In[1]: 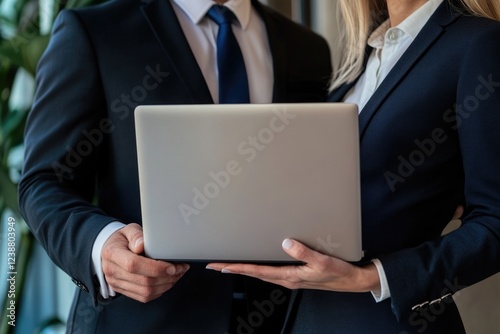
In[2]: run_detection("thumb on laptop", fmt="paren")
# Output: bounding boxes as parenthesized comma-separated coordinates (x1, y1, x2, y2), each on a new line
(123, 223, 145, 254)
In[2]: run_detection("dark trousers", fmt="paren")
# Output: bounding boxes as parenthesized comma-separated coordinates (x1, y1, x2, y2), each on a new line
(229, 277, 290, 334)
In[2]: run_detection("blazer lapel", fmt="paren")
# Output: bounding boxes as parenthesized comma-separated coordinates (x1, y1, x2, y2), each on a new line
(252, 0, 287, 102)
(140, 0, 213, 104)
(329, 81, 357, 103)
(358, 1, 460, 140)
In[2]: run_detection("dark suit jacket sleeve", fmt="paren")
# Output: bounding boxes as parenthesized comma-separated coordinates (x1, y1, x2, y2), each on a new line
(378, 23, 500, 321)
(19, 10, 119, 302)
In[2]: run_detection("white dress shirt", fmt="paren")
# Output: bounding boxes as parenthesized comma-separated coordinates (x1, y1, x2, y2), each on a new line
(345, 0, 444, 302)
(92, 0, 273, 299)
(173, 0, 273, 103)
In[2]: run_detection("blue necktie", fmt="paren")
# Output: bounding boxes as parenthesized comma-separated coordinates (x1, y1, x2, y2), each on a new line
(207, 5, 250, 104)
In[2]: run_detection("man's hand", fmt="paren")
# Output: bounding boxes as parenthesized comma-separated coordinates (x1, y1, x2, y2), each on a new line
(102, 223, 189, 303)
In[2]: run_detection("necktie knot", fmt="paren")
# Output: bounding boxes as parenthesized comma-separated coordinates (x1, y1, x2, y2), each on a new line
(207, 5, 236, 26)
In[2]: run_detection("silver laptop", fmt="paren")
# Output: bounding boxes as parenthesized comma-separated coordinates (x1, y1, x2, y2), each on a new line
(135, 103, 362, 262)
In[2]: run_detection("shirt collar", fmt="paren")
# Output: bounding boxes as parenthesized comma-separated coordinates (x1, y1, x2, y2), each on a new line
(172, 0, 251, 30)
(368, 0, 444, 48)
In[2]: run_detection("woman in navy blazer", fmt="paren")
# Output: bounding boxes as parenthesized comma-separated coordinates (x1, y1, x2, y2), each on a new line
(209, 0, 500, 332)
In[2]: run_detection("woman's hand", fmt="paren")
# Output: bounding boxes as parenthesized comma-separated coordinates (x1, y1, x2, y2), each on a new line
(207, 239, 380, 293)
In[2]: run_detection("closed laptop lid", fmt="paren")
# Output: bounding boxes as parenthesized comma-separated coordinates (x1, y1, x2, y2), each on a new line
(135, 103, 362, 262)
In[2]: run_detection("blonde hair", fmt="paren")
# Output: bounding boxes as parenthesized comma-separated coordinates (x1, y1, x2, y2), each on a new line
(330, 0, 500, 91)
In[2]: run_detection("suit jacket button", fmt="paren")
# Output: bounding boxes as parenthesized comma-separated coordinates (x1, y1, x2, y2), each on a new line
(441, 293, 453, 301)
(71, 278, 89, 292)
(411, 301, 429, 311)
(429, 299, 441, 305)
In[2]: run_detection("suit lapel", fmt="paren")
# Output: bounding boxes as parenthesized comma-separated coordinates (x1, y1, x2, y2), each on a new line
(329, 82, 355, 102)
(358, 2, 460, 140)
(252, 0, 287, 102)
(140, 0, 213, 104)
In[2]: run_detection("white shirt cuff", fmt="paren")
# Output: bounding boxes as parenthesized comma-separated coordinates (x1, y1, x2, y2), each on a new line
(370, 258, 391, 302)
(91, 221, 126, 299)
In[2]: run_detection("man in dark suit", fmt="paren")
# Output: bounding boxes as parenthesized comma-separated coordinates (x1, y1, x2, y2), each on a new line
(18, 0, 331, 332)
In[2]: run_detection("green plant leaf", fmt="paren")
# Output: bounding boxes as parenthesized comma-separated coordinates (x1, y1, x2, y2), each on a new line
(1, 108, 28, 150)
(0, 37, 26, 68)
(65, 0, 90, 9)
(12, 0, 35, 26)
(0, 197, 5, 221)
(0, 167, 19, 215)
(0, 66, 15, 133)
(66, 0, 108, 9)
(0, 34, 49, 76)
